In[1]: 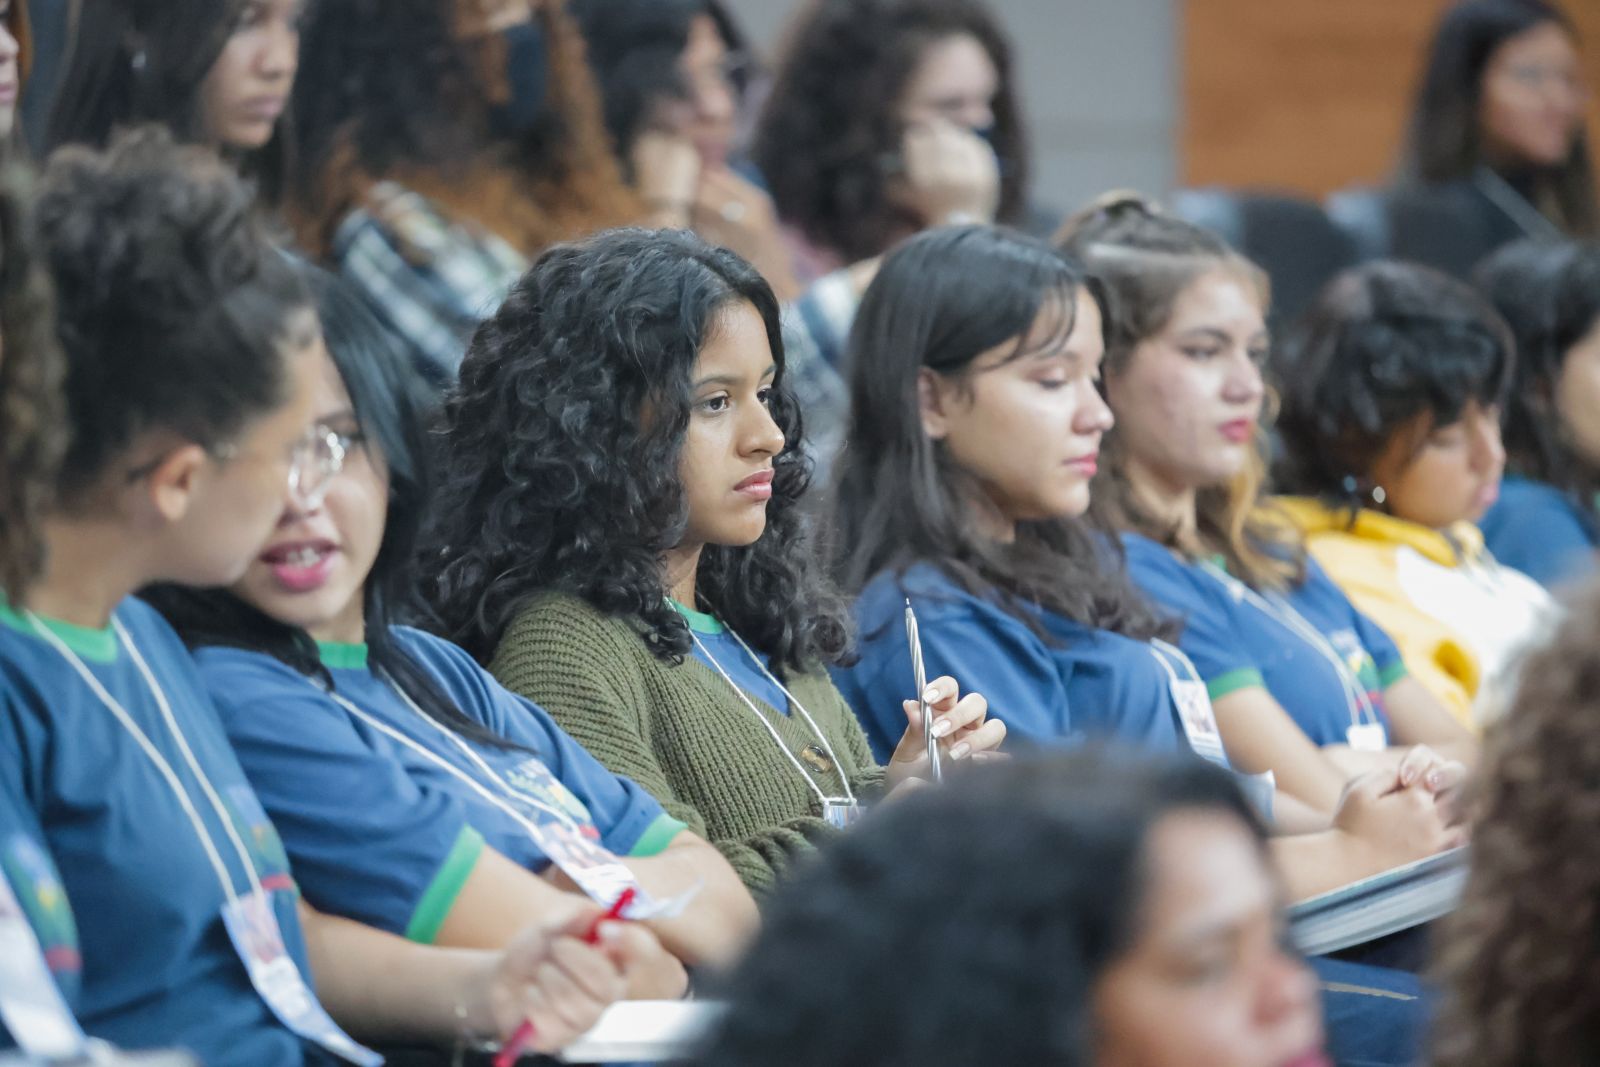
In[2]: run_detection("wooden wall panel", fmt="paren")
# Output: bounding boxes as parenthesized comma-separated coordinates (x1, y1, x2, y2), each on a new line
(1181, 0, 1600, 198)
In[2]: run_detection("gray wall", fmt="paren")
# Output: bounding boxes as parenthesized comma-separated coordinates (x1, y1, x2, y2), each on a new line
(723, 0, 1179, 218)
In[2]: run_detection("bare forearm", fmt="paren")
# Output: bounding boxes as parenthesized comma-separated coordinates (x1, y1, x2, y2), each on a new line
(624, 839, 759, 967)
(1270, 830, 1386, 902)
(300, 904, 497, 1044)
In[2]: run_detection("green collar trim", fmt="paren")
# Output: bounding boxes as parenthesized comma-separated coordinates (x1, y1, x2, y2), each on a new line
(0, 600, 119, 663)
(666, 598, 724, 634)
(316, 641, 370, 670)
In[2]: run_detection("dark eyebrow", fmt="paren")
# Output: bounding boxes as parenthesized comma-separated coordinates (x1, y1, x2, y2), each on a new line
(1176, 327, 1232, 345)
(692, 363, 778, 390)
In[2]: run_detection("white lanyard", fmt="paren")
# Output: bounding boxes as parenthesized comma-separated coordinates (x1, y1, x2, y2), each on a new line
(28, 614, 265, 907)
(1198, 562, 1383, 733)
(688, 625, 858, 809)
(1147, 637, 1204, 688)
(321, 677, 584, 839)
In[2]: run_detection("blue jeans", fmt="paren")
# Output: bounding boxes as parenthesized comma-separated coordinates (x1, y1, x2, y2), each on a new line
(1314, 956, 1430, 1067)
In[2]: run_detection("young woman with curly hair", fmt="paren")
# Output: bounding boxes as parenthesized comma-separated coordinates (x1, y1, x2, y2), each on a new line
(1058, 199, 1476, 815)
(47, 0, 301, 204)
(1432, 577, 1600, 1067)
(146, 267, 752, 984)
(424, 227, 1004, 894)
(289, 0, 641, 379)
(1272, 261, 1556, 726)
(0, 128, 660, 1062)
(752, 0, 1026, 283)
(1473, 238, 1600, 587)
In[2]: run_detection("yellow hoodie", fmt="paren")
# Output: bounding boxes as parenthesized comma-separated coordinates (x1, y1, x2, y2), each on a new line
(1275, 498, 1555, 727)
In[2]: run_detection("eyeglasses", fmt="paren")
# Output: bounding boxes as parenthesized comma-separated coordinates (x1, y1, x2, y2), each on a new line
(213, 424, 351, 510)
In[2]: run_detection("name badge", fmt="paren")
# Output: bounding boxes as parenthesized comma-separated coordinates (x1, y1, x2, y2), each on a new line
(221, 890, 383, 1066)
(0, 874, 86, 1059)
(822, 799, 863, 830)
(501, 760, 698, 922)
(1171, 678, 1229, 768)
(1346, 722, 1387, 753)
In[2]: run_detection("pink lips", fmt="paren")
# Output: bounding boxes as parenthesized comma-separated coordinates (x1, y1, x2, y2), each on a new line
(1220, 418, 1256, 444)
(734, 469, 774, 501)
(1066, 453, 1099, 477)
(259, 540, 338, 594)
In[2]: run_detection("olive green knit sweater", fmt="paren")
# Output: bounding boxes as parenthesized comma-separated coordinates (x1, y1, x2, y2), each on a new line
(488, 592, 887, 894)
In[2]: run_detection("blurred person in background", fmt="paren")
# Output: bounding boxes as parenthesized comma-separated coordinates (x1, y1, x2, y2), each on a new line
(699, 752, 1350, 1067)
(48, 0, 301, 205)
(290, 0, 640, 381)
(1432, 576, 1600, 1067)
(573, 0, 801, 300)
(1473, 239, 1600, 588)
(1394, 0, 1596, 267)
(1273, 262, 1556, 727)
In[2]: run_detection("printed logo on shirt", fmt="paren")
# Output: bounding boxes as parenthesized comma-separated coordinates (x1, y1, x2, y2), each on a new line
(224, 785, 296, 893)
(503, 758, 599, 840)
(1329, 630, 1386, 707)
(1, 834, 80, 976)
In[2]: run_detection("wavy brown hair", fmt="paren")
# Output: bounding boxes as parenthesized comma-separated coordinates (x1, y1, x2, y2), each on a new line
(1432, 578, 1600, 1067)
(0, 155, 64, 599)
(290, 0, 640, 260)
(752, 0, 1028, 266)
(1056, 196, 1302, 592)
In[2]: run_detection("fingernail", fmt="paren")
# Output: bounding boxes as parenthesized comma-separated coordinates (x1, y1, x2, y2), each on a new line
(1426, 771, 1442, 789)
(932, 718, 954, 739)
(923, 686, 941, 704)
(950, 742, 971, 760)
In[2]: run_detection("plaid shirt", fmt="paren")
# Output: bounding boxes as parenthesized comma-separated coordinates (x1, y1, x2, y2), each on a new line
(332, 181, 528, 380)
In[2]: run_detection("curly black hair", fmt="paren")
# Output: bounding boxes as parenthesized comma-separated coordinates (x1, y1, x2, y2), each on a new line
(46, 0, 292, 205)
(423, 226, 846, 673)
(0, 154, 66, 599)
(1474, 239, 1600, 500)
(752, 0, 1028, 266)
(36, 126, 309, 495)
(1273, 260, 1514, 510)
(699, 749, 1265, 1067)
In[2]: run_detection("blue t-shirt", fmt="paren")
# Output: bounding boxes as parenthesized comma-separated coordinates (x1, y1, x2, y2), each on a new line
(834, 563, 1194, 763)
(193, 626, 683, 941)
(1122, 534, 1404, 747)
(674, 602, 790, 716)
(0, 771, 81, 1038)
(1479, 474, 1598, 589)
(0, 598, 318, 1067)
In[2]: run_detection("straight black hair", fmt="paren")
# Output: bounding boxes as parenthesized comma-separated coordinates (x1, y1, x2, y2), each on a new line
(830, 224, 1168, 640)
(146, 267, 523, 751)
(1475, 240, 1600, 507)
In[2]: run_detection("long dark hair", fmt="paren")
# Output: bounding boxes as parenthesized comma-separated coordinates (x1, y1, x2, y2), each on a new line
(1474, 238, 1600, 504)
(570, 0, 752, 171)
(752, 0, 1028, 265)
(144, 267, 520, 751)
(830, 225, 1166, 640)
(1400, 0, 1598, 237)
(289, 0, 638, 260)
(700, 749, 1265, 1067)
(423, 227, 847, 673)
(0, 154, 65, 599)
(46, 0, 292, 206)
(1273, 261, 1514, 512)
